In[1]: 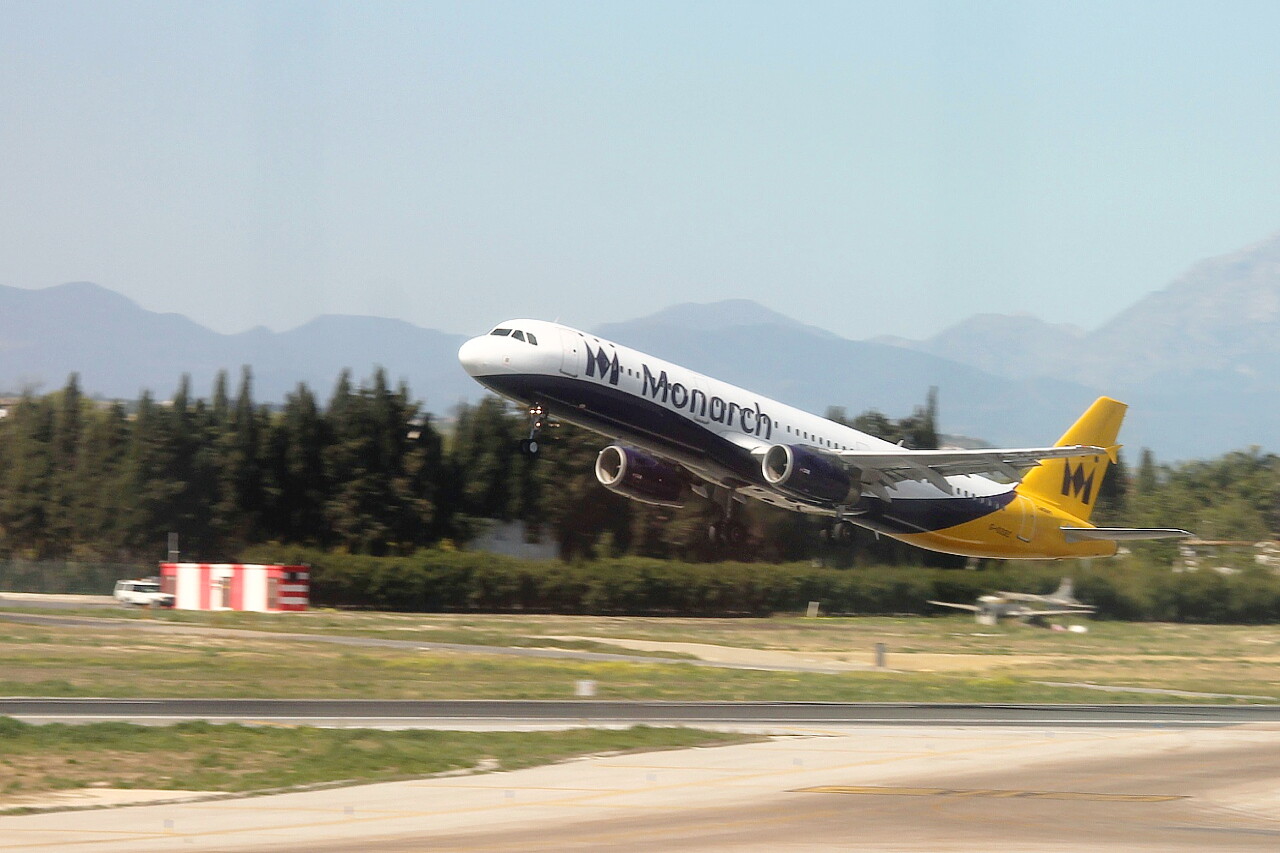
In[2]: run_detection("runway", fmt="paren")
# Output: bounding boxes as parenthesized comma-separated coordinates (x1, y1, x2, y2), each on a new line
(3, 722, 1279, 851)
(4, 609, 1279, 849)
(5, 697, 1280, 729)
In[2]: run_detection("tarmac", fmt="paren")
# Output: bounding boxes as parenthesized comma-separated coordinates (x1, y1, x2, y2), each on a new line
(3, 723, 1280, 852)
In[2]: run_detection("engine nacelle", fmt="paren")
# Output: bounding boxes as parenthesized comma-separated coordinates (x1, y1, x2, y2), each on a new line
(761, 444, 852, 503)
(595, 445, 686, 507)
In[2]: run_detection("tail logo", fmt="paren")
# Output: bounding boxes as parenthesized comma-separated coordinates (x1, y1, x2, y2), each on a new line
(1061, 462, 1095, 504)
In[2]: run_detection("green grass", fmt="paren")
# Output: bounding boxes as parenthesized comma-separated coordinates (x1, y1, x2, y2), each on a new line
(0, 605, 696, 657)
(1, 613, 1276, 703)
(5, 605, 1280, 700)
(35, 605, 1278, 662)
(0, 717, 750, 801)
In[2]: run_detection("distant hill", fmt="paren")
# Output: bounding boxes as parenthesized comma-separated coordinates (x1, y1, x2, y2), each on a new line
(611, 298, 840, 339)
(0, 283, 474, 411)
(872, 231, 1280, 458)
(7, 228, 1280, 461)
(1082, 232, 1280, 386)
(0, 284, 1101, 446)
(876, 314, 1085, 381)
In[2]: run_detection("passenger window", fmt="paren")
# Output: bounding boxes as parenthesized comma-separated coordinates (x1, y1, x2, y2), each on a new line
(491, 328, 512, 337)
(512, 330, 526, 342)
(527, 333, 538, 345)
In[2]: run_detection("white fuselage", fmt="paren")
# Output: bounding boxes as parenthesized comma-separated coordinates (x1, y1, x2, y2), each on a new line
(458, 319, 1008, 516)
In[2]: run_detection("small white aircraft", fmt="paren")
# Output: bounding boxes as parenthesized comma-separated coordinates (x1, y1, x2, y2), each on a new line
(458, 319, 1190, 560)
(929, 578, 1095, 625)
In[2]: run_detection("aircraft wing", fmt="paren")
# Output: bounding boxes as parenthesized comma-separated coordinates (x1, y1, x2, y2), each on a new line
(834, 445, 1106, 494)
(1061, 527, 1192, 543)
(1011, 607, 1096, 618)
(997, 591, 1089, 605)
(926, 600, 982, 612)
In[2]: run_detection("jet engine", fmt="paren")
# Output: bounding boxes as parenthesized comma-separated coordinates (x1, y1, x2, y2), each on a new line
(594, 445, 686, 507)
(761, 444, 852, 503)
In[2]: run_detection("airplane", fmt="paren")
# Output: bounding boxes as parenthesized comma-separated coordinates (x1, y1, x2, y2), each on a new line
(929, 578, 1095, 625)
(457, 319, 1191, 560)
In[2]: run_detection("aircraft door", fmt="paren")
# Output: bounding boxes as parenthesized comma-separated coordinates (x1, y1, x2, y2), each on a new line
(1016, 495, 1036, 543)
(559, 329, 581, 377)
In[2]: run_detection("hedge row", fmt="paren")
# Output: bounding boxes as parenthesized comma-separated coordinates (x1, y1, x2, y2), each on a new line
(239, 546, 1280, 623)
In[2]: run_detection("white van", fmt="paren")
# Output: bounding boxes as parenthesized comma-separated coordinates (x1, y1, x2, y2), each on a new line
(113, 579, 175, 608)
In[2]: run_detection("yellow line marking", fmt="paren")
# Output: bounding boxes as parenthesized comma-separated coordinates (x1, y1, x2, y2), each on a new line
(795, 785, 1186, 802)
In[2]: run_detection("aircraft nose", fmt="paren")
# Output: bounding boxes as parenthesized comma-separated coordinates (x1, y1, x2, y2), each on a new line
(458, 336, 490, 376)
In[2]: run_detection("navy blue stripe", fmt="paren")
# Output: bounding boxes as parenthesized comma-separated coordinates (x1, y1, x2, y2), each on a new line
(860, 491, 1015, 535)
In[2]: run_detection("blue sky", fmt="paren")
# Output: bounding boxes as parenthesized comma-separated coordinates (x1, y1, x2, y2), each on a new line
(4, 0, 1280, 339)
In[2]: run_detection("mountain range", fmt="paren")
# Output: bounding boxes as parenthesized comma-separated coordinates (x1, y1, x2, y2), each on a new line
(5, 231, 1280, 460)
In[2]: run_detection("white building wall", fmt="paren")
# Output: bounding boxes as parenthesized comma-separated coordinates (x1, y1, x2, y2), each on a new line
(175, 565, 201, 610)
(243, 565, 269, 612)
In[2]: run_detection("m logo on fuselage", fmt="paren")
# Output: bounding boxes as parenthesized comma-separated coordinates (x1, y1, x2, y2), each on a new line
(1061, 462, 1095, 504)
(584, 342, 621, 385)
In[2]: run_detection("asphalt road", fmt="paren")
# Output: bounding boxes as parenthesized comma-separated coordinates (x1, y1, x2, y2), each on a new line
(4, 698, 1280, 728)
(5, 722, 1279, 852)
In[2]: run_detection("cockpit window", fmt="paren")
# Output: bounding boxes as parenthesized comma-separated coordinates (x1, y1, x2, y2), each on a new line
(489, 327, 539, 344)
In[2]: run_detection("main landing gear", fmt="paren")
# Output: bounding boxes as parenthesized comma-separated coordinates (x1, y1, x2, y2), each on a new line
(519, 404, 553, 457)
(829, 518, 857, 545)
(705, 486, 747, 546)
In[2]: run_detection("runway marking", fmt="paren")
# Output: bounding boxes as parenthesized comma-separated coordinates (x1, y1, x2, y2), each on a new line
(795, 785, 1187, 802)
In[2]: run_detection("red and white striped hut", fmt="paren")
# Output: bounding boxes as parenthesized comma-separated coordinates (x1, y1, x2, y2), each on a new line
(159, 563, 309, 612)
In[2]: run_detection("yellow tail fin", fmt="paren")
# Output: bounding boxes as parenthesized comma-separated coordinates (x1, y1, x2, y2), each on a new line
(1017, 397, 1126, 522)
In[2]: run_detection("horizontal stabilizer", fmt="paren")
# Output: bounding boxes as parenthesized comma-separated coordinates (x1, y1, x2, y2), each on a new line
(1015, 607, 1097, 616)
(1061, 527, 1193, 543)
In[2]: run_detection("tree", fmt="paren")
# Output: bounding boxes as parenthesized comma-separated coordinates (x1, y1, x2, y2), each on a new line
(0, 393, 55, 557)
(1136, 448, 1159, 495)
(114, 391, 184, 557)
(322, 368, 434, 554)
(212, 367, 266, 550)
(46, 374, 85, 548)
(72, 402, 130, 558)
(448, 397, 522, 521)
(266, 382, 330, 546)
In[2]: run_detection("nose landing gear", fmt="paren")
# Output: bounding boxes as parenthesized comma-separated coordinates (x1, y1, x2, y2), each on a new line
(519, 404, 555, 456)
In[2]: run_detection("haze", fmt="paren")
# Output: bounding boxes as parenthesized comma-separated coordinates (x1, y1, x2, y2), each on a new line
(4, 0, 1280, 339)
